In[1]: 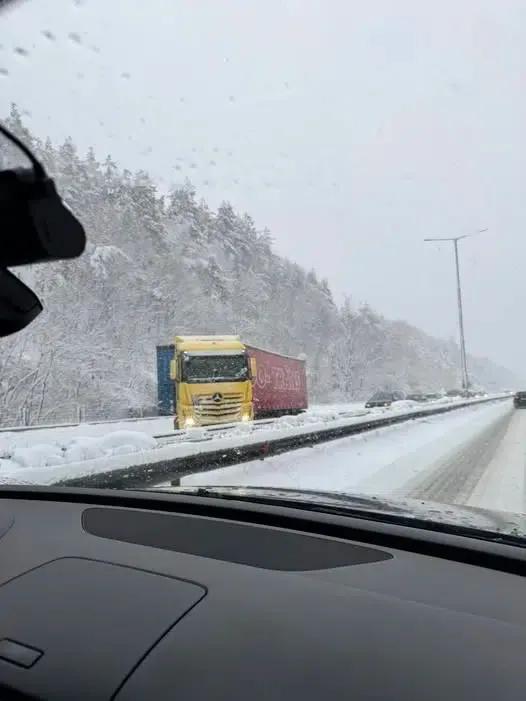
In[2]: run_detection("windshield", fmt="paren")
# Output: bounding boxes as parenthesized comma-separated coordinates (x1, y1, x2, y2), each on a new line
(183, 354, 248, 383)
(0, 0, 525, 544)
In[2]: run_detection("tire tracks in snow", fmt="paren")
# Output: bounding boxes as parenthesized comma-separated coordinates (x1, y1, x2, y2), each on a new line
(467, 408, 526, 515)
(405, 405, 514, 506)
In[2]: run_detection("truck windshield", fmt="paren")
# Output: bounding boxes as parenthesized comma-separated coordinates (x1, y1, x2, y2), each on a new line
(182, 354, 249, 383)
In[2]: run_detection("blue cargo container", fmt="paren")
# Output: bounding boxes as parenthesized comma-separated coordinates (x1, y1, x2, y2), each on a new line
(156, 344, 175, 415)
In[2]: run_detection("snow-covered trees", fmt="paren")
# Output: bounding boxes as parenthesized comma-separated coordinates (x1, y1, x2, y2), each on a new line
(0, 107, 518, 424)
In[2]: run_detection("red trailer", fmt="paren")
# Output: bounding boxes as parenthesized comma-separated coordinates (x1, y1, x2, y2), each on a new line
(246, 345, 308, 418)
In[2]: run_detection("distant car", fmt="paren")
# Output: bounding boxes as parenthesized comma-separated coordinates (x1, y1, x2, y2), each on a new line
(406, 393, 427, 402)
(513, 391, 526, 408)
(446, 389, 463, 398)
(424, 392, 442, 401)
(461, 389, 478, 398)
(365, 391, 405, 408)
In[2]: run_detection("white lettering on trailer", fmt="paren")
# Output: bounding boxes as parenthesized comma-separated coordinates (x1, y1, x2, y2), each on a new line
(256, 365, 302, 392)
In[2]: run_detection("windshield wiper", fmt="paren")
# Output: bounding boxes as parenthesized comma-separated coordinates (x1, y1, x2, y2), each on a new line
(146, 485, 526, 546)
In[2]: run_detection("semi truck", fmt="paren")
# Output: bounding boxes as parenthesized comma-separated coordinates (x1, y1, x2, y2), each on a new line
(156, 335, 307, 428)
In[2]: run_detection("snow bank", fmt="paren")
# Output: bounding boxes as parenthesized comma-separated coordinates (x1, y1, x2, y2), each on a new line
(0, 430, 157, 475)
(0, 396, 509, 486)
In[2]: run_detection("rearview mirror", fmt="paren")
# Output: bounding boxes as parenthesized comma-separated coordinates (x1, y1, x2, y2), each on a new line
(1, 167, 86, 267)
(0, 268, 43, 336)
(0, 121, 87, 336)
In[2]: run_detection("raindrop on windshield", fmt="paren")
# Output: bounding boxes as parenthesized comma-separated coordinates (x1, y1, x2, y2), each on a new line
(14, 47, 29, 57)
(42, 30, 55, 41)
(68, 32, 82, 44)
(0, 68, 8, 76)
(121, 72, 131, 79)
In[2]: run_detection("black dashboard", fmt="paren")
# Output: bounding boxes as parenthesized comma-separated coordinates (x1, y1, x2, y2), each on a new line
(0, 487, 524, 700)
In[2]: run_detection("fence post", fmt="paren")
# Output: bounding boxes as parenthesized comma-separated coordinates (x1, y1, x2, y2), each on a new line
(77, 405, 84, 424)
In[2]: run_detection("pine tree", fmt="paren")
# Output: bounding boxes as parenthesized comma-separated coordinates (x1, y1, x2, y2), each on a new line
(0, 104, 516, 423)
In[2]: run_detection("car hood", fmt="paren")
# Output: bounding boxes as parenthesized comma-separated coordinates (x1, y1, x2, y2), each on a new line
(149, 485, 526, 543)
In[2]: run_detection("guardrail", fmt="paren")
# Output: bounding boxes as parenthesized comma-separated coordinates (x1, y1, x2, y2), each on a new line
(0, 414, 164, 435)
(59, 394, 511, 490)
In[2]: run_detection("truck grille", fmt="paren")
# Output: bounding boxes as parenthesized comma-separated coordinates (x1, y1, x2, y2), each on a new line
(192, 393, 244, 424)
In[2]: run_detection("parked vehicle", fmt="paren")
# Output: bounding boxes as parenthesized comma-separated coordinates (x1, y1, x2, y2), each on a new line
(461, 389, 479, 398)
(365, 391, 405, 408)
(157, 336, 307, 428)
(513, 391, 526, 408)
(406, 393, 427, 402)
(446, 389, 463, 398)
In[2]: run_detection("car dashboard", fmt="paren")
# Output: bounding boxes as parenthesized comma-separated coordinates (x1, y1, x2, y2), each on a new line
(0, 487, 524, 700)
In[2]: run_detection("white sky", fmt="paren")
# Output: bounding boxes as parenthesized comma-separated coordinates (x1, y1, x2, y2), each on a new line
(1, 0, 525, 378)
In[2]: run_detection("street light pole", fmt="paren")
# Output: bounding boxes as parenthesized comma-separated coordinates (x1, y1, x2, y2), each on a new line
(424, 229, 487, 391)
(453, 238, 469, 390)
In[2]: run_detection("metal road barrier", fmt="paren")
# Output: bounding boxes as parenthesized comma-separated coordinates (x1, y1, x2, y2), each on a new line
(58, 394, 511, 490)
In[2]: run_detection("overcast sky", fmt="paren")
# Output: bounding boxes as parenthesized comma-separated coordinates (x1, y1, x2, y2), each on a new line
(1, 0, 525, 378)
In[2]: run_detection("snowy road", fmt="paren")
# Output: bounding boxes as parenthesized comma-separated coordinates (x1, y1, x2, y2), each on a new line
(182, 399, 526, 515)
(0, 396, 517, 516)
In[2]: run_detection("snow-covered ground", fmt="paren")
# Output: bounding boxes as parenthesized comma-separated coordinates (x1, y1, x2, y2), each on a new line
(0, 400, 410, 484)
(0, 397, 511, 511)
(183, 400, 521, 513)
(466, 407, 526, 513)
(0, 398, 449, 440)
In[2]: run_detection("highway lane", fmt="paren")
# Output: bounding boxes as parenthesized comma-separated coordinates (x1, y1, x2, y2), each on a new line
(181, 400, 514, 503)
(401, 402, 526, 515)
(467, 407, 526, 514)
(405, 404, 514, 505)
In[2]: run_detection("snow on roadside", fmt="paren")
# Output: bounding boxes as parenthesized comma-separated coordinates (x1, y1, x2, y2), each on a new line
(0, 408, 389, 485)
(0, 416, 176, 444)
(0, 397, 508, 486)
(0, 430, 157, 473)
(182, 401, 511, 499)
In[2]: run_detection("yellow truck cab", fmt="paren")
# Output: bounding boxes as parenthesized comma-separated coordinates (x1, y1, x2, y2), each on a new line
(169, 335, 254, 429)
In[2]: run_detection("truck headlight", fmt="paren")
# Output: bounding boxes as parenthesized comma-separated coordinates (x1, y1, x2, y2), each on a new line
(184, 417, 195, 427)
(241, 413, 250, 422)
